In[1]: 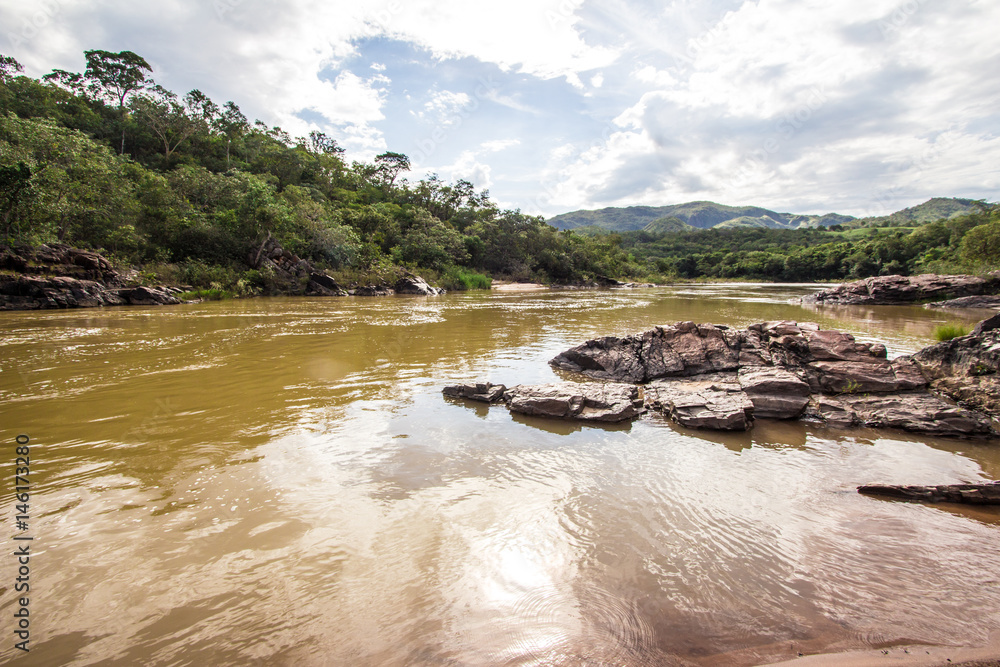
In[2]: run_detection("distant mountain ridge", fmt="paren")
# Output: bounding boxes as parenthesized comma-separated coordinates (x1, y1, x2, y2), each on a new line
(546, 198, 979, 232)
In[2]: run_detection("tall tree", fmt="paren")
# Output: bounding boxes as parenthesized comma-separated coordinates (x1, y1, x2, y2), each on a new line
(374, 151, 410, 187)
(130, 85, 199, 161)
(0, 54, 24, 84)
(213, 101, 249, 169)
(307, 130, 345, 156)
(44, 50, 153, 154)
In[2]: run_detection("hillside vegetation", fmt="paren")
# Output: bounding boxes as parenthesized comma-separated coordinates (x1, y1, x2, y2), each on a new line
(1, 51, 997, 290)
(0, 51, 643, 292)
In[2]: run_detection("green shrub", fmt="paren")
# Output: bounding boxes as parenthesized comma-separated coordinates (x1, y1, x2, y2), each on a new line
(934, 323, 970, 341)
(441, 266, 492, 290)
(178, 288, 233, 301)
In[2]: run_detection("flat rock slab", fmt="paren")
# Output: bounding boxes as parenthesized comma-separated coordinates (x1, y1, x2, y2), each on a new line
(925, 295, 1000, 310)
(858, 482, 1000, 505)
(442, 382, 507, 403)
(645, 374, 754, 430)
(506, 382, 644, 423)
(803, 273, 1000, 306)
(809, 392, 996, 437)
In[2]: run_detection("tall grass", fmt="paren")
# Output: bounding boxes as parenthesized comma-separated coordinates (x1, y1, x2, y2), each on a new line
(934, 323, 970, 341)
(441, 267, 492, 290)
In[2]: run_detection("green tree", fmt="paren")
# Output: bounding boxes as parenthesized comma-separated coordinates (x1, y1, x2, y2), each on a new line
(374, 151, 410, 187)
(960, 220, 1000, 267)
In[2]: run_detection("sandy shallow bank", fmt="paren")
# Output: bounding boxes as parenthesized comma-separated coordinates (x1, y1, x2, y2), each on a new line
(763, 631, 1000, 667)
(490, 281, 549, 291)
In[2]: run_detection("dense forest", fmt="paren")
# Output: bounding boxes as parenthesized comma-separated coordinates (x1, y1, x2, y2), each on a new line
(1, 50, 998, 293)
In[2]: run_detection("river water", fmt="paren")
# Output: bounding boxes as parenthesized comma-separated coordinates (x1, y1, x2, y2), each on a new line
(2, 284, 999, 666)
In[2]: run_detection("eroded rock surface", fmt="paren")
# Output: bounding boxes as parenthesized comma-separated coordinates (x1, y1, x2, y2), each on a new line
(925, 295, 1000, 310)
(506, 383, 644, 423)
(907, 322, 1000, 419)
(645, 374, 753, 430)
(858, 482, 1000, 505)
(808, 392, 995, 437)
(802, 273, 1000, 306)
(442, 382, 507, 403)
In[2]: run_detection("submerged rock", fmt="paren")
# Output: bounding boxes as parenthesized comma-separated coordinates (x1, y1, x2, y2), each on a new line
(858, 482, 1000, 505)
(802, 273, 1000, 306)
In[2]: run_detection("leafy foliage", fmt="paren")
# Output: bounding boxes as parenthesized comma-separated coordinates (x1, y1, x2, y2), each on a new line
(0, 49, 655, 286)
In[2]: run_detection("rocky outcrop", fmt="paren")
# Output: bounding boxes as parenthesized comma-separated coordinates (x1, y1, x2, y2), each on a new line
(925, 295, 1000, 310)
(858, 482, 1000, 505)
(907, 317, 1000, 419)
(441, 381, 643, 423)
(550, 320, 927, 394)
(0, 255, 181, 310)
(445, 318, 1000, 436)
(737, 366, 811, 419)
(802, 273, 1000, 306)
(394, 274, 443, 295)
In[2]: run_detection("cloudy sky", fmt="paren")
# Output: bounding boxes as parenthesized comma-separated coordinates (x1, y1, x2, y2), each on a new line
(2, 0, 999, 218)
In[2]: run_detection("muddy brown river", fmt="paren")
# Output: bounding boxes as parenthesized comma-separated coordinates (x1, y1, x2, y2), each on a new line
(2, 284, 999, 666)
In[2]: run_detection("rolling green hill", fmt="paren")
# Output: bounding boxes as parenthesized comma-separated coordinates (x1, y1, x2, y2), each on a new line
(852, 197, 981, 228)
(547, 200, 856, 231)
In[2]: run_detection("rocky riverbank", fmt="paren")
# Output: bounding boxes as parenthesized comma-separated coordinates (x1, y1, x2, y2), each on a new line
(802, 272, 1000, 306)
(0, 245, 183, 310)
(0, 242, 446, 310)
(444, 318, 1000, 438)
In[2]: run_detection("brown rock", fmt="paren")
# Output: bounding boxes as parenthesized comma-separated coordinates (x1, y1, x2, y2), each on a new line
(925, 295, 1000, 310)
(858, 482, 1000, 505)
(811, 392, 995, 437)
(442, 382, 507, 403)
(802, 273, 1000, 306)
(506, 382, 644, 423)
(645, 374, 753, 430)
(737, 366, 811, 419)
(907, 325, 1000, 419)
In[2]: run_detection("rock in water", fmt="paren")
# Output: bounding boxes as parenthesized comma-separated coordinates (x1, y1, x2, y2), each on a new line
(810, 392, 995, 437)
(925, 295, 1000, 310)
(644, 374, 754, 430)
(442, 382, 507, 403)
(802, 273, 1000, 306)
(858, 482, 1000, 505)
(737, 366, 811, 419)
(505, 382, 644, 423)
